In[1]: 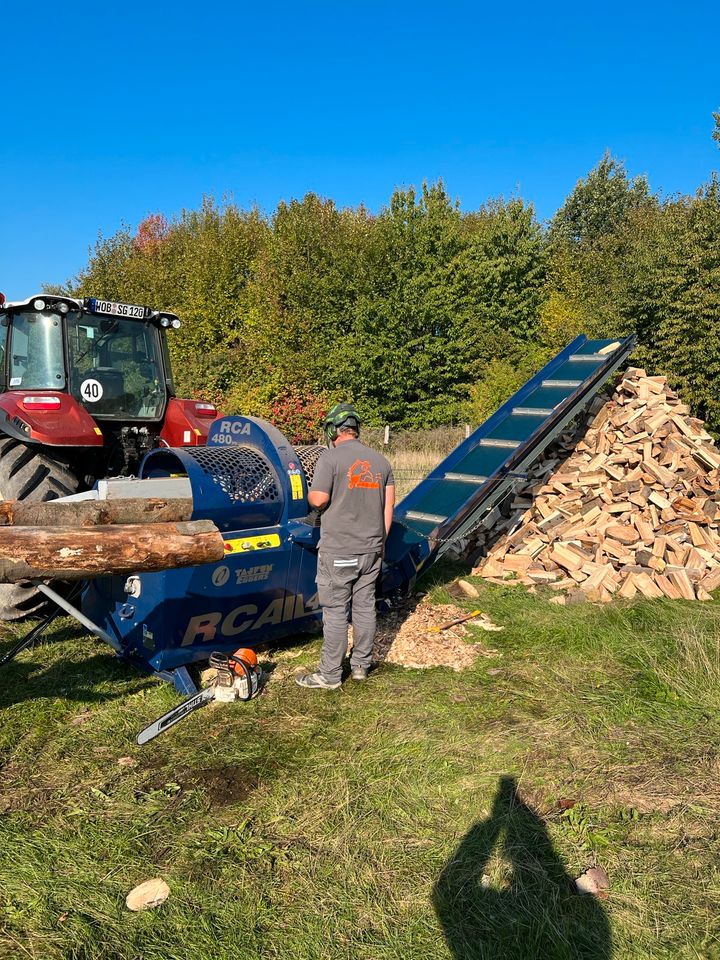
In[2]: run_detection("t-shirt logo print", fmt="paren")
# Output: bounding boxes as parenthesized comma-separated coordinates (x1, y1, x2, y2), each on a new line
(347, 459, 381, 490)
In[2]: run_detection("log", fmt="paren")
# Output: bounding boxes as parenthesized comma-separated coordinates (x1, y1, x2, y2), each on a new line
(0, 521, 224, 582)
(0, 498, 194, 528)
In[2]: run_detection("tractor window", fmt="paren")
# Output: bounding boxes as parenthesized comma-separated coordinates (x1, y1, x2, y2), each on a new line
(9, 311, 66, 390)
(160, 332, 176, 395)
(66, 312, 166, 419)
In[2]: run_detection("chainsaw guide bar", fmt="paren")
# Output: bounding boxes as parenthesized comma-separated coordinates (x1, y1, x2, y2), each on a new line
(137, 686, 215, 745)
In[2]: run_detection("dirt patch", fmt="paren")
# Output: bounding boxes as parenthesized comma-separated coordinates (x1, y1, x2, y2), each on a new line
(198, 765, 259, 806)
(372, 597, 502, 671)
(139, 760, 261, 807)
(162, 763, 261, 807)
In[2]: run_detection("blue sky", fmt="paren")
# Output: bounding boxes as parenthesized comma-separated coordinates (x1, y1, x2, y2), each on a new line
(2, 0, 718, 297)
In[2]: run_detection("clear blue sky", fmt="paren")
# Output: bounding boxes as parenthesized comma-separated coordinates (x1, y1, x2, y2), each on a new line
(2, 0, 718, 297)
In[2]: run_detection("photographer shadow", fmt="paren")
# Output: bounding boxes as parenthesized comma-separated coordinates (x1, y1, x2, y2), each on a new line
(433, 776, 611, 960)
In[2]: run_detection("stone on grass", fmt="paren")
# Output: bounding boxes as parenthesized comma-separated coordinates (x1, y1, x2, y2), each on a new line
(575, 865, 610, 898)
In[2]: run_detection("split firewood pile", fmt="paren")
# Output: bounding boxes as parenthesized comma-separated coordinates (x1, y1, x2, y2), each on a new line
(472, 367, 720, 603)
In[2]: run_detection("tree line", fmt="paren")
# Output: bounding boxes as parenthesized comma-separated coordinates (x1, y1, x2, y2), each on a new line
(67, 120, 720, 440)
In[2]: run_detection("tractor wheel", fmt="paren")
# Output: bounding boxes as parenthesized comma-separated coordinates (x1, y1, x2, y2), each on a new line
(0, 439, 78, 621)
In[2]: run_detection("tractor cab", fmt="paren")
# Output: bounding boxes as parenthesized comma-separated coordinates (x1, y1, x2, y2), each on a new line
(1, 294, 177, 422)
(0, 293, 218, 463)
(0, 291, 219, 620)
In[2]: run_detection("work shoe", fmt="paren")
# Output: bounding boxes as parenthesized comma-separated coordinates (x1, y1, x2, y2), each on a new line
(350, 667, 369, 681)
(295, 671, 341, 690)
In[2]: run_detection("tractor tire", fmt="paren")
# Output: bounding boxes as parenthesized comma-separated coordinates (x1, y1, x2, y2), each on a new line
(0, 439, 78, 621)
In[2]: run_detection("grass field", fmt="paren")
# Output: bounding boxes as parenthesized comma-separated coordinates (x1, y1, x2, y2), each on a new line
(0, 565, 719, 960)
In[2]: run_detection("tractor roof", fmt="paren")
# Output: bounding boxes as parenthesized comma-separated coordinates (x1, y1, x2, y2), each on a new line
(0, 294, 180, 325)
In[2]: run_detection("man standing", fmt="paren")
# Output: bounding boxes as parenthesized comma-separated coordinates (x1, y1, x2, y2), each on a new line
(296, 403, 395, 690)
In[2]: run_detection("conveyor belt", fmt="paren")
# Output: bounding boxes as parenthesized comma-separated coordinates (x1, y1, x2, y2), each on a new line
(382, 335, 635, 597)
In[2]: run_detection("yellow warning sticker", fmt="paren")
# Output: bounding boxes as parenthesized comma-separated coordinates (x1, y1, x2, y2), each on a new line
(223, 533, 281, 555)
(290, 474, 304, 500)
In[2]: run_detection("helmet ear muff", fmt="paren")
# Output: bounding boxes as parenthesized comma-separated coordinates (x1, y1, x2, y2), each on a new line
(323, 403, 361, 446)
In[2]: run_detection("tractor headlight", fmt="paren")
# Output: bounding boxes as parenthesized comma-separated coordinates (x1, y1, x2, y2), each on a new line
(33, 298, 46, 311)
(57, 302, 70, 314)
(159, 317, 170, 328)
(171, 318, 181, 329)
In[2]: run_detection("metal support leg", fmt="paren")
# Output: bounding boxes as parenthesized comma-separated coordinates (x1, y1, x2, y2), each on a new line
(0, 607, 62, 666)
(35, 582, 123, 654)
(172, 666, 197, 695)
(154, 665, 198, 695)
(0, 583, 83, 666)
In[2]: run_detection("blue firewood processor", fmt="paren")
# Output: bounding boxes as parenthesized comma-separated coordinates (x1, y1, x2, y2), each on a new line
(1, 335, 634, 742)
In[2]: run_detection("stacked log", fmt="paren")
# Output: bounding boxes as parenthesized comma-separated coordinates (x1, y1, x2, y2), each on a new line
(0, 497, 193, 528)
(0, 498, 223, 582)
(472, 367, 720, 603)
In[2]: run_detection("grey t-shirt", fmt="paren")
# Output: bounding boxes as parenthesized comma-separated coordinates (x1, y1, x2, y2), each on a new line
(310, 439, 395, 554)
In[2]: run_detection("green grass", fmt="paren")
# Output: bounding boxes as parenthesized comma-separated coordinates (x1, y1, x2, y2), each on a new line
(0, 576, 719, 959)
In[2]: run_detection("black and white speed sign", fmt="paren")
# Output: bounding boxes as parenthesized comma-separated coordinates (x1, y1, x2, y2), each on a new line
(80, 378, 104, 403)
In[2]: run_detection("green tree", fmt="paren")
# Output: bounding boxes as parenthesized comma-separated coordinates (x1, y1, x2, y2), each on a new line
(72, 199, 269, 403)
(548, 152, 651, 249)
(350, 182, 466, 426)
(66, 160, 720, 436)
(238, 193, 369, 412)
(620, 180, 720, 431)
(542, 154, 657, 347)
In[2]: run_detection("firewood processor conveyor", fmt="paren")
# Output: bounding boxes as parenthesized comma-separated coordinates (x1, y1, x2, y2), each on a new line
(1, 334, 635, 703)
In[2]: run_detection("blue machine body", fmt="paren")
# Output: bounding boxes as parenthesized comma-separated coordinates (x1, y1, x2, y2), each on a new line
(82, 416, 325, 685)
(81, 334, 635, 691)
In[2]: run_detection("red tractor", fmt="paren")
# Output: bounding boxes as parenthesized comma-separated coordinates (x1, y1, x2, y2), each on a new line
(0, 292, 219, 619)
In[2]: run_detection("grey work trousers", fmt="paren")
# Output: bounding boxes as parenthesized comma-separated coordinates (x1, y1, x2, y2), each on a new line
(316, 551, 382, 683)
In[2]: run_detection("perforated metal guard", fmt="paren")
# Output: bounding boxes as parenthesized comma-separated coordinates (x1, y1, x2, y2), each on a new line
(184, 446, 280, 503)
(294, 445, 325, 486)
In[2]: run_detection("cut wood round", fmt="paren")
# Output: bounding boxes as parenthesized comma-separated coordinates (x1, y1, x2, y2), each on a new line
(0, 520, 224, 582)
(125, 877, 170, 912)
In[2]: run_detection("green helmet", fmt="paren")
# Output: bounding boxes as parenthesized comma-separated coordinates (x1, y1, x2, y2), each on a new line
(323, 402, 361, 444)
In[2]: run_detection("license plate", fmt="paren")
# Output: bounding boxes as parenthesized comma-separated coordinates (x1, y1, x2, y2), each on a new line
(89, 298, 147, 319)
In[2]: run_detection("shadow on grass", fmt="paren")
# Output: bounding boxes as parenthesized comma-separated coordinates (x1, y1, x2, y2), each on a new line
(433, 776, 611, 960)
(0, 646, 149, 709)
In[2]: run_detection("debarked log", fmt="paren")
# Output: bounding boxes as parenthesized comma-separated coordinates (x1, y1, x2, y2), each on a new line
(0, 498, 194, 528)
(0, 520, 224, 582)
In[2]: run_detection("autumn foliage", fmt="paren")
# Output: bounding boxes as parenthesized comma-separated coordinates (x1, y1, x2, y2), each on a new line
(134, 214, 169, 254)
(70, 135, 720, 435)
(267, 387, 328, 445)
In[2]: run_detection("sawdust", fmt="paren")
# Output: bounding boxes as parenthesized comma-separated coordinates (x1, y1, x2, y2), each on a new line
(372, 596, 502, 671)
(262, 595, 504, 679)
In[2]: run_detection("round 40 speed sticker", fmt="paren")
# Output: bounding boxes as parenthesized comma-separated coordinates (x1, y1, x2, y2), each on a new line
(80, 379, 104, 403)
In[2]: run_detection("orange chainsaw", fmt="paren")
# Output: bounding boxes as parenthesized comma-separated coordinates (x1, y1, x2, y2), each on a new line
(137, 648, 262, 745)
